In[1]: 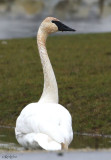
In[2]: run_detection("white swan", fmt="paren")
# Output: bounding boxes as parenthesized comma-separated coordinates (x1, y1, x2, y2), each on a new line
(15, 17, 76, 151)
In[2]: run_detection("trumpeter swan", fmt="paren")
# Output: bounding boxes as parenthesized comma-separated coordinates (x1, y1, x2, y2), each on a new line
(15, 17, 76, 151)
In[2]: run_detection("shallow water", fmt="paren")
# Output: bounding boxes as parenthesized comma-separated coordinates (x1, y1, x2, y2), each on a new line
(0, 15, 111, 40)
(0, 127, 111, 151)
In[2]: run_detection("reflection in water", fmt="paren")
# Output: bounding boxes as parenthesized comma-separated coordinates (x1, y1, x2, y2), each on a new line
(71, 134, 111, 149)
(0, 127, 22, 151)
(99, 0, 105, 15)
(0, 127, 111, 150)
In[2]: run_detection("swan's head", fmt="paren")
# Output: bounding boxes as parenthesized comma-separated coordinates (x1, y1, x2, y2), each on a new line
(40, 17, 76, 34)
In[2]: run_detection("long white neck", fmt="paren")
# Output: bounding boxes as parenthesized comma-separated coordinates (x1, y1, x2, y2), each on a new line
(37, 27, 58, 103)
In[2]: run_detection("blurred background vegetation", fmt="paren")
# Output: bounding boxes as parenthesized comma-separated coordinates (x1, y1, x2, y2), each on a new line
(0, 0, 111, 19)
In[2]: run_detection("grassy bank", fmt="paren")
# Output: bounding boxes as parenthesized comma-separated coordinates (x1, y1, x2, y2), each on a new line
(0, 33, 111, 134)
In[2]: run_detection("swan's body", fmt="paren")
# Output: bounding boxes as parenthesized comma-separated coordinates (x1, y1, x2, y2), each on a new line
(15, 17, 75, 150)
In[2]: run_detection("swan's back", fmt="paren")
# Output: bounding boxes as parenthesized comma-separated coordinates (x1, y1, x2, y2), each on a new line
(15, 103, 73, 150)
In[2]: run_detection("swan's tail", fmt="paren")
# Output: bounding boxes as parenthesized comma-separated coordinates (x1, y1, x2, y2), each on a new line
(16, 132, 61, 151)
(35, 133, 61, 151)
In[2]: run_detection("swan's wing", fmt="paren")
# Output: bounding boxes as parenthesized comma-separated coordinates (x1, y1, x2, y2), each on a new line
(15, 113, 65, 150)
(15, 103, 73, 146)
(16, 114, 65, 143)
(32, 103, 73, 144)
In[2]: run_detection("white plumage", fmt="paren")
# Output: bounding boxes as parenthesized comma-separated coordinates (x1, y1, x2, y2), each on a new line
(15, 17, 75, 150)
(15, 103, 73, 150)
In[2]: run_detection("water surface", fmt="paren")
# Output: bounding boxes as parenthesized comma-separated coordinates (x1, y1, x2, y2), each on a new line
(0, 15, 111, 40)
(0, 127, 111, 151)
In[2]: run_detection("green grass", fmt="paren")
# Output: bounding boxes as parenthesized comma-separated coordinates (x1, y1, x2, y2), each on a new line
(0, 33, 111, 134)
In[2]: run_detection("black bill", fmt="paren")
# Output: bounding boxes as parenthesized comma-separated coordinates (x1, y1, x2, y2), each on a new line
(52, 20, 76, 32)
